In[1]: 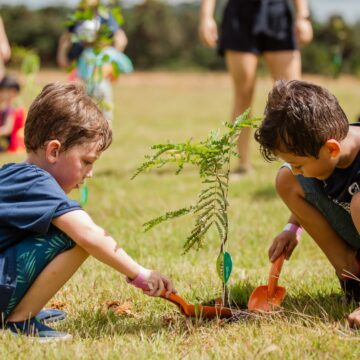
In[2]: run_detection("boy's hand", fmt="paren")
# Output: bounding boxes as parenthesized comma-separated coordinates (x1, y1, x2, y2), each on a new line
(143, 271, 176, 297)
(347, 307, 360, 328)
(269, 231, 299, 262)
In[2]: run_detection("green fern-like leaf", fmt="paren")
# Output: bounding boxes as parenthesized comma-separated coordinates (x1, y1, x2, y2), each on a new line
(143, 207, 192, 232)
(133, 110, 258, 251)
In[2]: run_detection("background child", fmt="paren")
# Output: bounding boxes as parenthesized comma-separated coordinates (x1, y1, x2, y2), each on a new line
(57, 0, 130, 121)
(0, 82, 175, 341)
(254, 79, 360, 328)
(0, 75, 21, 152)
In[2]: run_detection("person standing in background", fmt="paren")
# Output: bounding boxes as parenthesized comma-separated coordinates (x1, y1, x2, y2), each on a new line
(199, 0, 313, 178)
(57, 0, 130, 121)
(0, 16, 11, 81)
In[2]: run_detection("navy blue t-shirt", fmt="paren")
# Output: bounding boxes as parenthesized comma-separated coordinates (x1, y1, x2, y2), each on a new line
(0, 162, 82, 311)
(0, 162, 81, 252)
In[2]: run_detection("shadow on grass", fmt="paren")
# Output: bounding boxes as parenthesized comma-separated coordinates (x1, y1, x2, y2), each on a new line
(208, 282, 354, 325)
(250, 185, 277, 201)
(67, 309, 186, 338)
(66, 286, 355, 338)
(283, 291, 353, 322)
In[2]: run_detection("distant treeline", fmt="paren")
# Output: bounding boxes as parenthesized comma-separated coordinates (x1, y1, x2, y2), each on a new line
(1, 0, 360, 76)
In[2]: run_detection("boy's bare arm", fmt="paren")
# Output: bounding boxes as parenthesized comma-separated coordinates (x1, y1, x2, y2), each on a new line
(52, 210, 141, 278)
(52, 210, 175, 296)
(269, 168, 302, 261)
(269, 215, 301, 262)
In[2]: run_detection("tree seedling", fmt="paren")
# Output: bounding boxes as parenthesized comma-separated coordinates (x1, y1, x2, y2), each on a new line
(132, 111, 258, 305)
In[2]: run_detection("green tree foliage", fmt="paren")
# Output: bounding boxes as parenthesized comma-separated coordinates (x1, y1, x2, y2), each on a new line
(122, 0, 187, 69)
(1, 5, 68, 63)
(132, 111, 257, 253)
(302, 16, 360, 77)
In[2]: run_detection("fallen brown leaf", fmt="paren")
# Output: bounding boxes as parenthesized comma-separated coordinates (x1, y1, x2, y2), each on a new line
(104, 300, 139, 318)
(162, 314, 178, 326)
(46, 300, 67, 310)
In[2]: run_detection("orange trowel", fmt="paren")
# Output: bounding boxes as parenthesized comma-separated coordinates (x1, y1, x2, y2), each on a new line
(160, 290, 233, 318)
(247, 254, 286, 312)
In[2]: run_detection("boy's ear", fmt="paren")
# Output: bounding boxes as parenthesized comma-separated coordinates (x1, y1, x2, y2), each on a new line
(45, 140, 62, 164)
(325, 139, 341, 158)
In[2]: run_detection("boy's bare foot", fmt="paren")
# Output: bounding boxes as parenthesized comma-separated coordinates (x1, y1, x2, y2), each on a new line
(347, 307, 360, 328)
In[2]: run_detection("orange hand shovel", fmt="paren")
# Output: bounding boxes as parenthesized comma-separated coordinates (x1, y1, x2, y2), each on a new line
(160, 290, 233, 318)
(247, 254, 286, 312)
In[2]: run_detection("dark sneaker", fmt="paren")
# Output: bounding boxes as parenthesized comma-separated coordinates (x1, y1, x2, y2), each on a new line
(5, 317, 72, 342)
(338, 275, 360, 303)
(37, 308, 66, 324)
(338, 251, 360, 303)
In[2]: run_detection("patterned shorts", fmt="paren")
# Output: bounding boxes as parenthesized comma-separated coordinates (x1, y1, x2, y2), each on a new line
(297, 174, 360, 250)
(3, 228, 75, 319)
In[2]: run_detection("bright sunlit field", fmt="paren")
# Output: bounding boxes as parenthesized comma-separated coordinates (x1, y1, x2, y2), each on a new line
(1, 71, 360, 359)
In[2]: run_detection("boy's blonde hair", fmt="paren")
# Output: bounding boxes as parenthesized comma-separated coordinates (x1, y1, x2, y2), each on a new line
(25, 82, 112, 153)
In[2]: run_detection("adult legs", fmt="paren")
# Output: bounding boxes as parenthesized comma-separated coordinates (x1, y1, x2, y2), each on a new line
(263, 50, 301, 81)
(225, 51, 258, 172)
(276, 167, 360, 277)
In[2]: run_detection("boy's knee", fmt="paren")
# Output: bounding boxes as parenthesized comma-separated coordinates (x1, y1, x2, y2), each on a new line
(276, 167, 295, 198)
(275, 167, 304, 202)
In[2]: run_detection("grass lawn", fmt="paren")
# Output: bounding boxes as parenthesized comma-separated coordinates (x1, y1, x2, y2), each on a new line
(1, 71, 360, 359)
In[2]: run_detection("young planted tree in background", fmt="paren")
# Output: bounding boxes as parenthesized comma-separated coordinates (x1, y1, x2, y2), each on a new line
(133, 112, 257, 304)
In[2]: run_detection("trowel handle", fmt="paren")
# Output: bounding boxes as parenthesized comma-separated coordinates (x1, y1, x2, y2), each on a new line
(160, 290, 189, 315)
(268, 254, 285, 298)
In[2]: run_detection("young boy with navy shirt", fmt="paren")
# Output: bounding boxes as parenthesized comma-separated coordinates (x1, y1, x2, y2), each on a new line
(0, 82, 175, 341)
(255, 80, 360, 328)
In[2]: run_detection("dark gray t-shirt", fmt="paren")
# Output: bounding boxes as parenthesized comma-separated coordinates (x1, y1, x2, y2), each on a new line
(321, 151, 360, 213)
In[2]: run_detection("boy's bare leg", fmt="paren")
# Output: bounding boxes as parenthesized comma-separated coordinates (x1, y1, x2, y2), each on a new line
(277, 168, 359, 277)
(7, 245, 88, 322)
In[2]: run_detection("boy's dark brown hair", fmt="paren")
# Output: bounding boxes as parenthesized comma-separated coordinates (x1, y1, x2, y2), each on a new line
(254, 80, 349, 161)
(25, 82, 112, 153)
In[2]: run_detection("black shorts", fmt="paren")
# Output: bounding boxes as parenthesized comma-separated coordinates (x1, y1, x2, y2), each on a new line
(218, 0, 297, 55)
